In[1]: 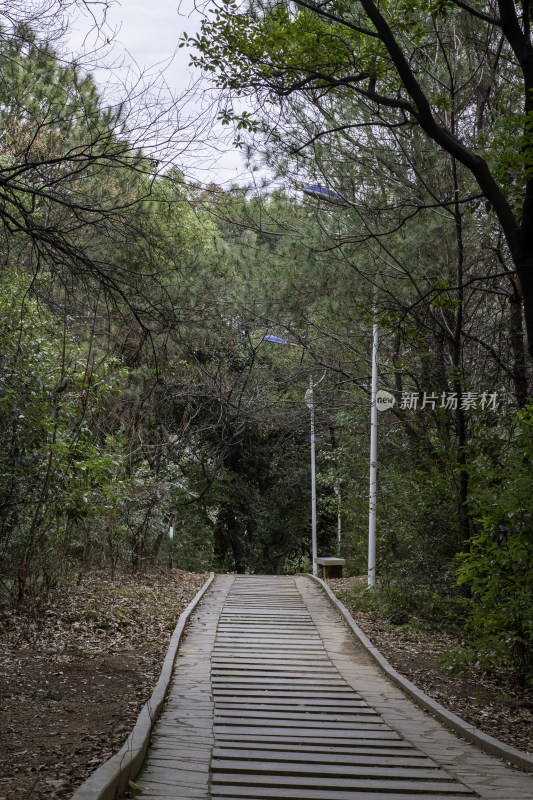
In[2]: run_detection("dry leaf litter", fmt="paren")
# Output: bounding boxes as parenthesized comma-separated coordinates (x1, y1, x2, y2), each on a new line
(328, 576, 533, 759)
(0, 569, 207, 800)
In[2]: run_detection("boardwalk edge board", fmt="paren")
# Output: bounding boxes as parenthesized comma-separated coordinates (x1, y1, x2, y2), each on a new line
(311, 574, 533, 773)
(70, 572, 216, 800)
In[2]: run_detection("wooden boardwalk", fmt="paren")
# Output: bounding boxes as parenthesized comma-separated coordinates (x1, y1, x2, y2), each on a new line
(133, 575, 533, 799)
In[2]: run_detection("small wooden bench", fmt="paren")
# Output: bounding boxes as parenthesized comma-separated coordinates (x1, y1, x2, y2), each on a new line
(316, 557, 345, 579)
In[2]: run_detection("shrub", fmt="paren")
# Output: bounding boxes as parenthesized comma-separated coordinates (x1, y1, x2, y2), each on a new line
(457, 405, 533, 682)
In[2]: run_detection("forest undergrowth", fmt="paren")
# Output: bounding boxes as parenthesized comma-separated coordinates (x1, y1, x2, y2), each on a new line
(330, 577, 533, 757)
(0, 569, 208, 800)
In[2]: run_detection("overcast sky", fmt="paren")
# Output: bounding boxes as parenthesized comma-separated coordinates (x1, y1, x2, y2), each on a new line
(67, 0, 251, 185)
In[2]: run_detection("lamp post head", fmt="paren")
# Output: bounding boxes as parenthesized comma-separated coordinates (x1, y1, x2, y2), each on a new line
(263, 334, 290, 345)
(303, 185, 348, 205)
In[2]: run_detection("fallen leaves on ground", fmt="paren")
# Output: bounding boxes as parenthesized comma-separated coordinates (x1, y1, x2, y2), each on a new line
(0, 568, 208, 800)
(328, 576, 533, 757)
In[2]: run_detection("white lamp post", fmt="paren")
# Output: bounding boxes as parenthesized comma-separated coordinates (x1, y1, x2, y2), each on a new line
(304, 377, 318, 577)
(368, 315, 378, 586)
(303, 185, 379, 586)
(334, 485, 341, 556)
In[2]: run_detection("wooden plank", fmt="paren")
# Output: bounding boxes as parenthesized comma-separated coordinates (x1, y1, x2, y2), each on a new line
(214, 713, 385, 726)
(212, 680, 349, 688)
(212, 688, 358, 697)
(215, 630, 317, 636)
(215, 620, 313, 624)
(214, 704, 375, 714)
(211, 760, 456, 780)
(213, 640, 324, 646)
(212, 653, 331, 660)
(213, 657, 333, 663)
(212, 748, 436, 767)
(211, 774, 473, 793)
(211, 791, 472, 800)
(214, 711, 382, 723)
(213, 647, 329, 653)
(213, 656, 334, 664)
(212, 650, 332, 657)
(219, 616, 312, 619)
(212, 670, 342, 679)
(138, 789, 208, 798)
(214, 638, 323, 645)
(214, 696, 368, 703)
(212, 675, 342, 682)
(213, 735, 405, 747)
(212, 664, 339, 672)
(215, 628, 319, 634)
(213, 726, 400, 740)
(212, 742, 418, 755)
(216, 622, 317, 627)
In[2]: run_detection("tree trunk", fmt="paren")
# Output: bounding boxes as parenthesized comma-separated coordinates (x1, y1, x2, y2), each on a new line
(451, 156, 470, 550)
(516, 251, 533, 367)
(509, 279, 530, 406)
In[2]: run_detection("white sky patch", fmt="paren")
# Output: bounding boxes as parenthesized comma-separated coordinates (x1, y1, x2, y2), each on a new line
(65, 0, 255, 186)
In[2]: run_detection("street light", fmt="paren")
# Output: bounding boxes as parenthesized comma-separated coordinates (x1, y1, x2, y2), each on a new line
(303, 185, 378, 587)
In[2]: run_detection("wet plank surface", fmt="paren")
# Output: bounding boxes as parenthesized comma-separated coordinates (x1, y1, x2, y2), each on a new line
(133, 574, 533, 799)
(209, 577, 473, 799)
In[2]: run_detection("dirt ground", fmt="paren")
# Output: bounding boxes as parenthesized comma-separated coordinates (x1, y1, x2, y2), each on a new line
(1, 571, 532, 800)
(0, 569, 208, 800)
(328, 576, 533, 757)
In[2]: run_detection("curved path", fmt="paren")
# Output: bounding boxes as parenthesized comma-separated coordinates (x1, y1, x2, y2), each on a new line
(134, 575, 533, 799)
